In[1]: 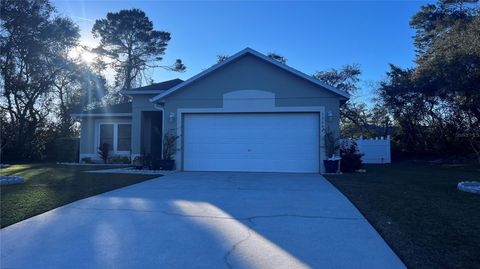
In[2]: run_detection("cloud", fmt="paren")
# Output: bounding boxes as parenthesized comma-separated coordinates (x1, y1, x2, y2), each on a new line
(71, 16, 95, 23)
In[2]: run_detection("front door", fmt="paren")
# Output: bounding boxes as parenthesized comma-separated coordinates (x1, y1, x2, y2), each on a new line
(150, 123, 162, 159)
(141, 111, 163, 159)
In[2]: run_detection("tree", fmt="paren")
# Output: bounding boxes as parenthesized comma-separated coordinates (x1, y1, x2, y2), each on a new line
(267, 52, 287, 64)
(216, 52, 286, 64)
(375, 0, 480, 161)
(92, 9, 186, 94)
(378, 65, 431, 155)
(370, 103, 391, 137)
(313, 65, 373, 137)
(410, 0, 478, 54)
(411, 0, 479, 159)
(216, 54, 229, 63)
(0, 0, 81, 160)
(52, 59, 105, 137)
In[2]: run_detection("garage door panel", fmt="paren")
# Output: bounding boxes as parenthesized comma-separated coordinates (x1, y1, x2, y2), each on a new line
(183, 113, 320, 173)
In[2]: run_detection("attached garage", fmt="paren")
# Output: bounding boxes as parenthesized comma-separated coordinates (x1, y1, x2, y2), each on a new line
(183, 113, 320, 173)
(143, 48, 349, 174)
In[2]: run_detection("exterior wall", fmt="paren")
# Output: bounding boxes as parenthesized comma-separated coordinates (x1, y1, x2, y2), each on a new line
(159, 54, 343, 171)
(131, 94, 163, 158)
(79, 117, 95, 156)
(79, 115, 132, 161)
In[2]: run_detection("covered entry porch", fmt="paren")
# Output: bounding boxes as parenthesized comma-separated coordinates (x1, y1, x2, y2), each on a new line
(131, 110, 163, 161)
(141, 111, 163, 160)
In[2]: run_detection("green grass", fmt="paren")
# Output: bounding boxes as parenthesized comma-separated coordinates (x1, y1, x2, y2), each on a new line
(0, 164, 158, 228)
(326, 161, 480, 269)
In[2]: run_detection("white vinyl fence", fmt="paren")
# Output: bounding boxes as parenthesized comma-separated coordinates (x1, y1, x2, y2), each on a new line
(342, 136, 391, 164)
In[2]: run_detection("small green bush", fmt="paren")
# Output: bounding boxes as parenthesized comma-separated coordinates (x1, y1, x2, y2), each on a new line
(133, 156, 146, 168)
(54, 137, 79, 162)
(109, 155, 131, 164)
(340, 141, 363, 173)
(98, 143, 110, 164)
(81, 157, 94, 164)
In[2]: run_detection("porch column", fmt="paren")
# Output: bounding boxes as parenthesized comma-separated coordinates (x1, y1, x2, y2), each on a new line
(131, 109, 142, 159)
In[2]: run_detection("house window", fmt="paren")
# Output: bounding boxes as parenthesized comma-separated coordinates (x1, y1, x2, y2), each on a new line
(99, 124, 114, 150)
(97, 122, 132, 153)
(117, 124, 131, 151)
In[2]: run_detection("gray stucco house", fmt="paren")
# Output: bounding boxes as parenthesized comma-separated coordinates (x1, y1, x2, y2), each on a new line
(72, 48, 349, 173)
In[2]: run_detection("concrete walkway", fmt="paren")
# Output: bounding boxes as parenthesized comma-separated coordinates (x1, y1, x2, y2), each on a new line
(0, 172, 405, 269)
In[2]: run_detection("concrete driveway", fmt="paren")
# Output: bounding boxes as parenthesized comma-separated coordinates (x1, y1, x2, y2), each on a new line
(1, 172, 405, 269)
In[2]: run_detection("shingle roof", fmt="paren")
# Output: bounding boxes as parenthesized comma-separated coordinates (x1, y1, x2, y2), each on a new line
(123, 78, 184, 94)
(71, 78, 184, 117)
(71, 102, 132, 117)
(86, 102, 132, 113)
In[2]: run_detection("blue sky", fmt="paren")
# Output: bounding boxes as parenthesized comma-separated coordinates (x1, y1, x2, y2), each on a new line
(53, 0, 432, 102)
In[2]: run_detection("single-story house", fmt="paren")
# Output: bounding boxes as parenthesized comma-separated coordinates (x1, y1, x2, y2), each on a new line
(72, 48, 349, 173)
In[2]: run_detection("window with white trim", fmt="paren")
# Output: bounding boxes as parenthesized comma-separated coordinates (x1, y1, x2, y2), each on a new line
(98, 122, 132, 153)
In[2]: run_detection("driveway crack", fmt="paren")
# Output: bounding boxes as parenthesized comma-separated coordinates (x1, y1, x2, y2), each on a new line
(223, 223, 253, 269)
(68, 206, 362, 221)
(245, 214, 360, 221)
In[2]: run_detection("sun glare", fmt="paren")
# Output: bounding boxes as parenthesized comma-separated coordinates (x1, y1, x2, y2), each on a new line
(69, 46, 96, 64)
(69, 38, 98, 65)
(80, 50, 96, 64)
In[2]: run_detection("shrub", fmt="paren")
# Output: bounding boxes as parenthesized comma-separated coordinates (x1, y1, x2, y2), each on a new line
(54, 138, 80, 162)
(133, 156, 145, 169)
(98, 143, 110, 164)
(162, 132, 179, 160)
(109, 155, 131, 164)
(81, 157, 94, 164)
(340, 141, 363, 173)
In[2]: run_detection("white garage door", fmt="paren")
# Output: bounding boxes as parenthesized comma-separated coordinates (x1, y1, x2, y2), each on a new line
(183, 113, 319, 172)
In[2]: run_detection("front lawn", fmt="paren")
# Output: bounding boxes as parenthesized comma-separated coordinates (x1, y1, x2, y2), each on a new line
(0, 164, 158, 228)
(326, 162, 480, 269)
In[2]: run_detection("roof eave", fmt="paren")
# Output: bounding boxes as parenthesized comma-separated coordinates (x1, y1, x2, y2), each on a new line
(71, 113, 132, 118)
(120, 90, 165, 95)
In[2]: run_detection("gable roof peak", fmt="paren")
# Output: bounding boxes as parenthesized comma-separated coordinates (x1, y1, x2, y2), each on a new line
(150, 47, 349, 102)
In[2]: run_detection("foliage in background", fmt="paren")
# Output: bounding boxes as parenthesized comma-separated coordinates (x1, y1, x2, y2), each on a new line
(379, 0, 480, 161)
(216, 52, 287, 65)
(0, 0, 104, 162)
(267, 52, 287, 64)
(313, 64, 390, 138)
(1, 1, 184, 163)
(216, 54, 230, 63)
(54, 138, 79, 163)
(92, 8, 186, 103)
